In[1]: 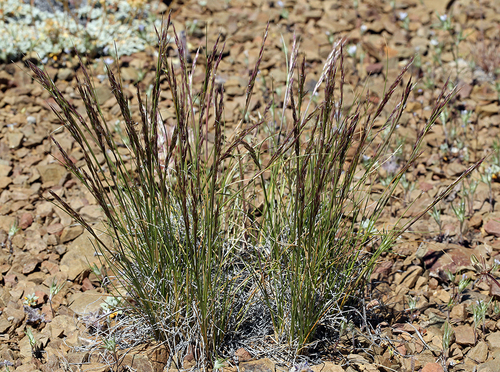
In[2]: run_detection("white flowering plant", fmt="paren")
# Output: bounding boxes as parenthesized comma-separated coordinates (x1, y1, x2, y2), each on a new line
(0, 0, 164, 61)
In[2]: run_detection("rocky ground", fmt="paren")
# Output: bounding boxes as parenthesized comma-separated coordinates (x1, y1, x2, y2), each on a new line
(2, 0, 500, 371)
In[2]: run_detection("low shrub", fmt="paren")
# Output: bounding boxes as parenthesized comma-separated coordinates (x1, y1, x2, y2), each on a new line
(1, 0, 161, 61)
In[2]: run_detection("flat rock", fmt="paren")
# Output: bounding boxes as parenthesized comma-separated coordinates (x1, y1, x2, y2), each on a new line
(455, 325, 475, 346)
(485, 219, 500, 237)
(50, 314, 77, 338)
(57, 68, 74, 81)
(7, 131, 23, 148)
(487, 331, 500, 349)
(68, 290, 109, 315)
(0, 164, 11, 177)
(468, 341, 488, 363)
(120, 66, 139, 81)
(36, 164, 67, 184)
(396, 266, 423, 289)
(60, 225, 84, 243)
(422, 242, 473, 277)
(234, 347, 252, 362)
(94, 84, 114, 106)
(79, 205, 103, 222)
(479, 358, 500, 372)
(59, 229, 102, 281)
(421, 363, 444, 372)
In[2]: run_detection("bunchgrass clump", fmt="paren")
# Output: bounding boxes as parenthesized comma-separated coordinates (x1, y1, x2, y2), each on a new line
(29, 19, 482, 367)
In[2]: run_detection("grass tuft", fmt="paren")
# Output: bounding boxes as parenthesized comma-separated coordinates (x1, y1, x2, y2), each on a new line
(28, 21, 483, 366)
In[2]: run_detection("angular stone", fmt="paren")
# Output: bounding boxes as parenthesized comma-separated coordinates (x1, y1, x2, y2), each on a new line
(19, 212, 33, 229)
(22, 260, 39, 274)
(79, 205, 103, 222)
(366, 63, 383, 75)
(0, 176, 12, 190)
(485, 219, 500, 237)
(477, 103, 500, 117)
(0, 315, 11, 333)
(78, 362, 109, 372)
(470, 214, 483, 229)
(468, 341, 488, 363)
(455, 325, 475, 346)
(120, 67, 139, 81)
(487, 331, 500, 349)
(56, 68, 74, 81)
(234, 347, 252, 362)
(14, 363, 41, 372)
(36, 201, 54, 218)
(120, 352, 156, 372)
(471, 83, 498, 102)
(94, 84, 114, 106)
(7, 131, 23, 148)
(60, 225, 84, 243)
(479, 358, 500, 372)
(449, 303, 466, 322)
(50, 314, 77, 338)
(396, 266, 423, 289)
(0, 164, 12, 177)
(67, 290, 109, 315)
(36, 164, 67, 185)
(422, 242, 473, 277)
(59, 229, 103, 281)
(421, 363, 444, 372)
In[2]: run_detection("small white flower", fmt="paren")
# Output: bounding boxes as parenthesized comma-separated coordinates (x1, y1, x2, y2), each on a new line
(430, 39, 439, 46)
(104, 57, 114, 65)
(439, 14, 448, 22)
(399, 12, 408, 21)
(347, 45, 357, 56)
(360, 24, 367, 33)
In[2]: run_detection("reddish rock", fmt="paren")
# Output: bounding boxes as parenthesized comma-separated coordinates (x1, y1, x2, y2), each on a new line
(469, 214, 483, 229)
(19, 212, 33, 229)
(234, 347, 252, 362)
(366, 62, 383, 74)
(423, 243, 473, 277)
(484, 219, 500, 237)
(421, 363, 444, 372)
(4, 274, 18, 288)
(22, 260, 39, 274)
(34, 290, 48, 305)
(47, 223, 64, 235)
(81, 277, 94, 292)
(41, 260, 59, 275)
(457, 83, 472, 99)
(419, 181, 434, 192)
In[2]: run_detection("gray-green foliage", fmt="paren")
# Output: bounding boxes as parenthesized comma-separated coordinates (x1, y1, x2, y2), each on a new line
(0, 0, 164, 61)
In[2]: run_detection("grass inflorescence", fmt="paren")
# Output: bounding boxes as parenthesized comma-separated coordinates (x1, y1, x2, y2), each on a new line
(28, 18, 482, 368)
